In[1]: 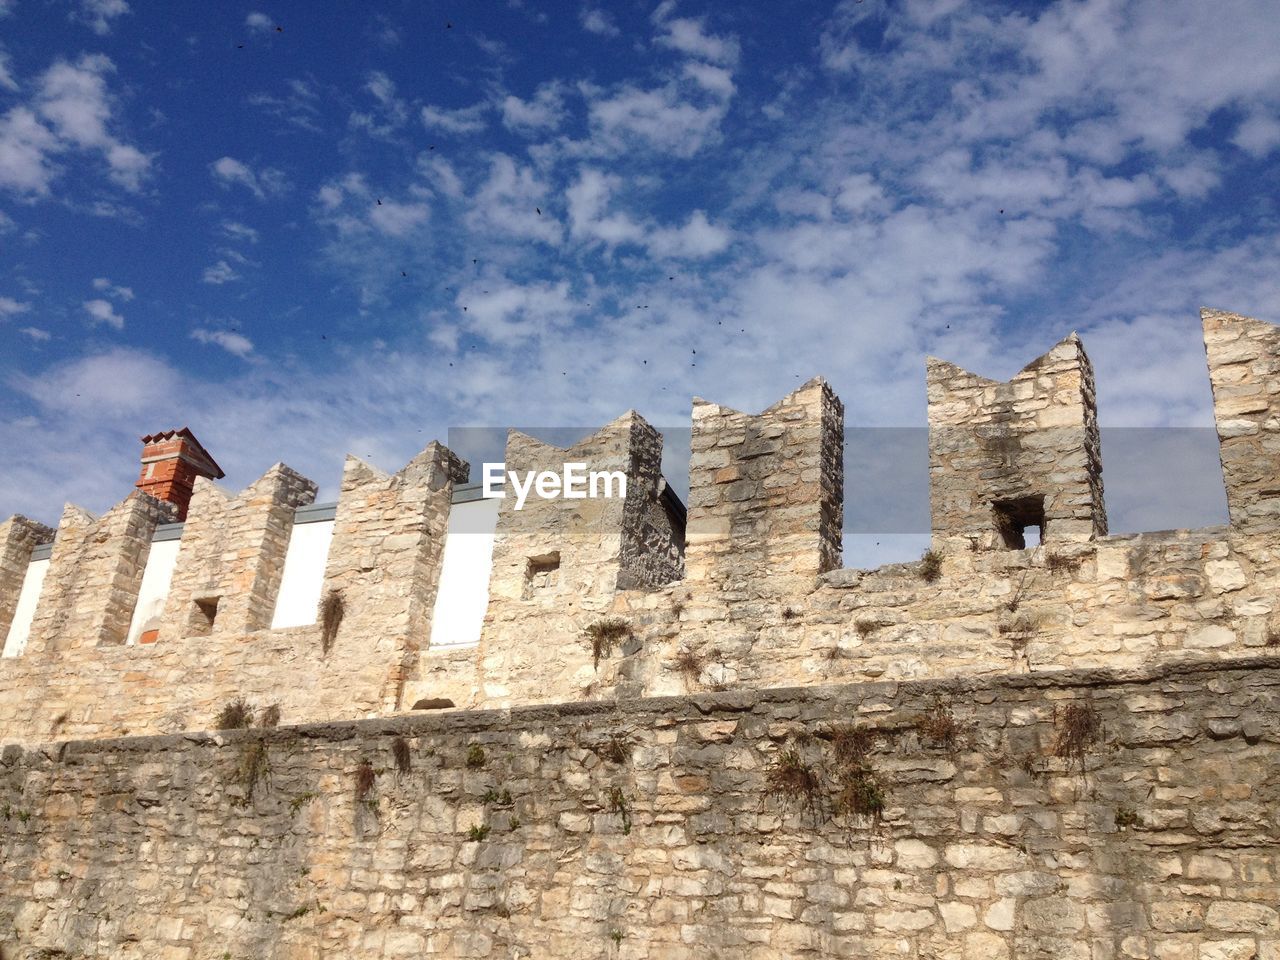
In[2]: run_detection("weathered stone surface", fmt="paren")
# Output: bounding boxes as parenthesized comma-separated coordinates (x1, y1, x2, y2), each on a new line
(1, 660, 1277, 959)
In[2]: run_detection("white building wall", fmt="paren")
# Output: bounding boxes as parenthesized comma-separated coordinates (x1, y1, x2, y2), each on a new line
(1, 558, 49, 658)
(125, 539, 182, 645)
(428, 497, 499, 648)
(270, 519, 335, 629)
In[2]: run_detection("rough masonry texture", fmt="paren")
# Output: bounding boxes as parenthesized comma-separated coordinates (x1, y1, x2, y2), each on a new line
(2, 307, 1280, 957)
(3, 660, 1280, 959)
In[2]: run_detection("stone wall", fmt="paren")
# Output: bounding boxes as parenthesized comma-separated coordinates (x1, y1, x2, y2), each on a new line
(3, 657, 1279, 959)
(927, 334, 1106, 550)
(0, 444, 467, 743)
(1203, 307, 1280, 534)
(465, 414, 682, 708)
(685, 378, 844, 596)
(25, 493, 176, 656)
(3, 309, 1280, 745)
(158, 464, 317, 641)
(0, 517, 52, 646)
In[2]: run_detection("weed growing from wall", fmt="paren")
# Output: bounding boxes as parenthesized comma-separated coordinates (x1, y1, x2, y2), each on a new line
(607, 786, 632, 835)
(391, 736, 411, 774)
(913, 696, 960, 751)
(259, 704, 282, 728)
(584, 618, 632, 670)
(354, 760, 376, 801)
(919, 549, 942, 582)
(215, 698, 253, 730)
(466, 744, 486, 769)
(1053, 701, 1103, 777)
(320, 590, 345, 655)
(671, 648, 705, 686)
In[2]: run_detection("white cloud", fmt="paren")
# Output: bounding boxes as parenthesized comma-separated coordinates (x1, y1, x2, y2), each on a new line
(456, 280, 579, 343)
(0, 1, 14, 17)
(245, 11, 273, 33)
(369, 198, 430, 237)
(0, 52, 17, 92)
(18, 347, 178, 416)
(421, 102, 488, 135)
(19, 326, 49, 341)
(75, 0, 130, 36)
(201, 260, 241, 285)
(82, 297, 124, 329)
(220, 220, 259, 243)
(0, 295, 30, 318)
(682, 62, 735, 98)
(646, 210, 732, 259)
(587, 85, 730, 157)
(580, 7, 619, 37)
(91, 276, 133, 300)
(210, 155, 288, 199)
(1234, 111, 1280, 158)
(0, 55, 152, 197)
(350, 70, 409, 138)
(501, 83, 566, 134)
(466, 154, 561, 245)
(191, 327, 254, 358)
(657, 17, 740, 66)
(566, 167, 730, 259)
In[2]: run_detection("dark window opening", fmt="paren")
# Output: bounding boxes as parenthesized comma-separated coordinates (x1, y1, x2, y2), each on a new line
(993, 496, 1045, 550)
(523, 552, 560, 598)
(189, 597, 220, 636)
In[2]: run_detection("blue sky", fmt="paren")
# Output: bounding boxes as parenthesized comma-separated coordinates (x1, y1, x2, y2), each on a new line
(1, 0, 1279, 564)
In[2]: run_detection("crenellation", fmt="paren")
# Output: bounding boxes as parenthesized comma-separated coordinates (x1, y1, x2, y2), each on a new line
(1202, 307, 1280, 533)
(927, 334, 1106, 552)
(158, 463, 317, 641)
(0, 308, 1276, 743)
(324, 441, 468, 709)
(24, 493, 176, 656)
(0, 516, 53, 648)
(686, 377, 844, 596)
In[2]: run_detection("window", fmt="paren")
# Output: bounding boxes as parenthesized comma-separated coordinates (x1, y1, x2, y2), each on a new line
(523, 552, 560, 599)
(189, 597, 220, 636)
(993, 496, 1045, 550)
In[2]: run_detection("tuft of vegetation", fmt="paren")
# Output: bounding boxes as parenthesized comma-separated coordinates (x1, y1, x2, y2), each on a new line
(1267, 624, 1280, 648)
(767, 747, 822, 807)
(599, 734, 629, 765)
(482, 788, 513, 806)
(919, 549, 942, 583)
(913, 696, 960, 751)
(258, 703, 282, 729)
(855, 619, 878, 639)
(671, 599, 685, 617)
(234, 739, 270, 805)
(607, 786, 632, 835)
(781, 606, 797, 621)
(391, 736, 411, 774)
(215, 698, 254, 731)
(289, 791, 318, 814)
(832, 768, 886, 822)
(826, 725, 886, 825)
(1053, 701, 1103, 776)
(320, 590, 345, 655)
(467, 824, 491, 842)
(610, 931, 624, 945)
(1115, 805, 1139, 829)
(671, 647, 706, 685)
(466, 744, 487, 769)
(354, 760, 376, 801)
(999, 612, 1042, 635)
(584, 618, 632, 670)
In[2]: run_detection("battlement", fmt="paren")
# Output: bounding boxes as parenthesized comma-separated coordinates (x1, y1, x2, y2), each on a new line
(2, 308, 1279, 743)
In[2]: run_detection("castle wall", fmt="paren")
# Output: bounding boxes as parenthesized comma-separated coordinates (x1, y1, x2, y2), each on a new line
(468, 413, 681, 708)
(3, 658, 1278, 960)
(685, 377, 844, 596)
(927, 334, 1106, 550)
(1202, 307, 1280, 533)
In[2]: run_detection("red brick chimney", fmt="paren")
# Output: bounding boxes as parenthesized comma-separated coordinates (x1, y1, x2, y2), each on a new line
(136, 428, 224, 521)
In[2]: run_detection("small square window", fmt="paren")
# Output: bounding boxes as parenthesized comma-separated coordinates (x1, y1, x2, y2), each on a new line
(993, 496, 1045, 550)
(523, 552, 560, 599)
(189, 597, 220, 636)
